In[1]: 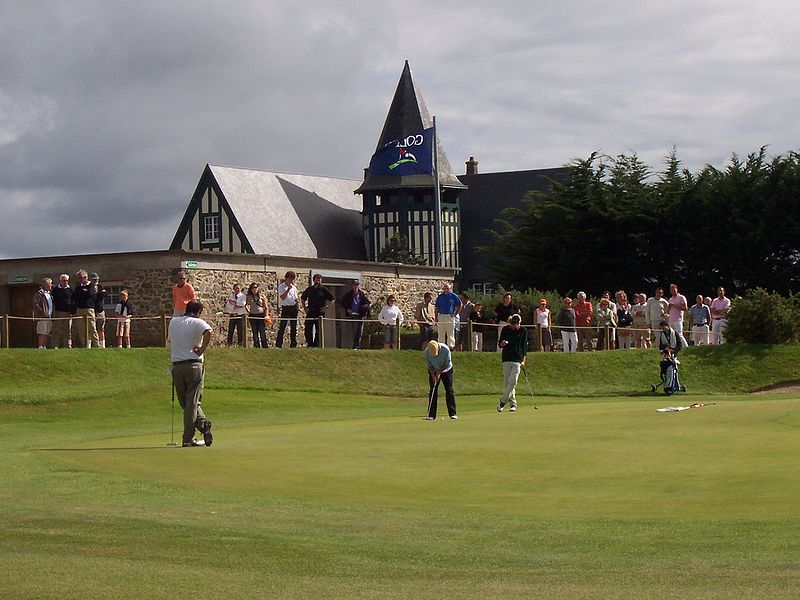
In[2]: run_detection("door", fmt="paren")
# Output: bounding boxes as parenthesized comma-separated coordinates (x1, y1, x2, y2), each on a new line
(8, 285, 38, 347)
(323, 284, 344, 348)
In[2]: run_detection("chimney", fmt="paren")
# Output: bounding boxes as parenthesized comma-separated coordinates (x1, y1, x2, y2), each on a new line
(465, 156, 478, 176)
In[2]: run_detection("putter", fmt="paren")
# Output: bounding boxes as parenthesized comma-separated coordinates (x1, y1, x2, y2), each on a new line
(425, 375, 441, 419)
(521, 365, 538, 410)
(167, 379, 179, 447)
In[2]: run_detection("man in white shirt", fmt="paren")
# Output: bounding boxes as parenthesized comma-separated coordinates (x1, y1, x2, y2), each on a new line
(667, 283, 689, 348)
(645, 287, 669, 344)
(276, 271, 299, 348)
(169, 300, 213, 447)
(710, 286, 731, 345)
(225, 283, 247, 346)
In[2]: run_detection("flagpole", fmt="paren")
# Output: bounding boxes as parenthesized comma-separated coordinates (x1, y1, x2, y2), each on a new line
(432, 116, 443, 267)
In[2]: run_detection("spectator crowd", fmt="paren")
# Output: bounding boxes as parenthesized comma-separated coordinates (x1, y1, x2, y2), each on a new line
(30, 267, 733, 352)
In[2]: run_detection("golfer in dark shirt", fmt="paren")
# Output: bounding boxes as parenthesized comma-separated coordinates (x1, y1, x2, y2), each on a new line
(497, 314, 528, 412)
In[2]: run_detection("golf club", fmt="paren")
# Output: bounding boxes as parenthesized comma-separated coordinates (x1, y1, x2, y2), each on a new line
(425, 375, 441, 419)
(167, 379, 179, 447)
(521, 365, 538, 410)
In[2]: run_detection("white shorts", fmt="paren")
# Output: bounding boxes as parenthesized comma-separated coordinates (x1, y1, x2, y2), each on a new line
(37, 320, 52, 335)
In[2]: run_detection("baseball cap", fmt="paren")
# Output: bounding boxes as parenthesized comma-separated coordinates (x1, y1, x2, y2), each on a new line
(90, 272, 100, 279)
(352, 279, 360, 285)
(427, 340, 440, 356)
(510, 314, 522, 324)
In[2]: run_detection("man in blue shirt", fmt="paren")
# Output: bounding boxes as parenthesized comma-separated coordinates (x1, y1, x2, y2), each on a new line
(423, 340, 458, 420)
(434, 282, 461, 350)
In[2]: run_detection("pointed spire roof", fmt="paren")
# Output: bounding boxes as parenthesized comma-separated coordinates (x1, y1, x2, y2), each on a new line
(356, 61, 465, 192)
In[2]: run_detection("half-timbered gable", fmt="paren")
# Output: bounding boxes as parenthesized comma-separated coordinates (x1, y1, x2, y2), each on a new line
(170, 164, 365, 260)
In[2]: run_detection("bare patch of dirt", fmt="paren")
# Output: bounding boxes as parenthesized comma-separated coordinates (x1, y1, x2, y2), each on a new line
(753, 381, 800, 394)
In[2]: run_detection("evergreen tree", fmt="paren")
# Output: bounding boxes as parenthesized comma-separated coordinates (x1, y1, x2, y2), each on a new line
(481, 148, 800, 295)
(377, 233, 427, 265)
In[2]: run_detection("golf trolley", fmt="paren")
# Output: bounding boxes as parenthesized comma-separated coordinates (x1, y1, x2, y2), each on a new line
(651, 352, 687, 395)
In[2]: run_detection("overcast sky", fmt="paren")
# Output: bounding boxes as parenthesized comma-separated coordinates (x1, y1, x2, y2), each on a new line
(1, 1, 797, 259)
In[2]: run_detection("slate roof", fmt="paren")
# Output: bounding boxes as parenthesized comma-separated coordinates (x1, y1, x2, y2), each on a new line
(208, 165, 365, 260)
(356, 61, 465, 192)
(457, 167, 570, 286)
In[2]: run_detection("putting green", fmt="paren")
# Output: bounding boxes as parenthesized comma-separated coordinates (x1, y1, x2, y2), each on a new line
(39, 391, 800, 521)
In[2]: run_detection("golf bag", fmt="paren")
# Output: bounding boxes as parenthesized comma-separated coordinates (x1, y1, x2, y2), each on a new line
(651, 353, 686, 395)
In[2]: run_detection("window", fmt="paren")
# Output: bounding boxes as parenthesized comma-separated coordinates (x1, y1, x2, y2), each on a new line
(103, 284, 124, 310)
(204, 215, 219, 242)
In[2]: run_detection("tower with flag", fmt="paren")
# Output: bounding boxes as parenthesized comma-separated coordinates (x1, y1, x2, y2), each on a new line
(356, 61, 465, 269)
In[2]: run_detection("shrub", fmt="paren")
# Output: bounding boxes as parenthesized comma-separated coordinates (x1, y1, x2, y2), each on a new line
(725, 288, 800, 344)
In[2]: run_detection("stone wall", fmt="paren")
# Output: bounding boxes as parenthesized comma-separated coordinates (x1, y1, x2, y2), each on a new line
(0, 249, 456, 348)
(116, 268, 444, 348)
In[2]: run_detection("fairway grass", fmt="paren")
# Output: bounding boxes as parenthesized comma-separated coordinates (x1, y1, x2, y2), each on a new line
(1, 348, 799, 598)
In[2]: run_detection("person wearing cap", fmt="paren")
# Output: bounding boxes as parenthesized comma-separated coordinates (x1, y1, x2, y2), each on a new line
(556, 297, 578, 352)
(168, 299, 213, 447)
(497, 314, 528, 412)
(658, 319, 682, 357)
(72, 269, 99, 348)
(533, 298, 552, 352)
(91, 272, 108, 348)
(423, 340, 457, 420)
(340, 279, 371, 349)
(434, 282, 461, 349)
(300, 273, 335, 347)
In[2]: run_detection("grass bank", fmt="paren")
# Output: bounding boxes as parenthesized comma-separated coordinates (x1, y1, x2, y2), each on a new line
(1, 344, 799, 405)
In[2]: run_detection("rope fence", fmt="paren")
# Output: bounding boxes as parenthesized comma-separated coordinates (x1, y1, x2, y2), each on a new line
(2, 311, 716, 350)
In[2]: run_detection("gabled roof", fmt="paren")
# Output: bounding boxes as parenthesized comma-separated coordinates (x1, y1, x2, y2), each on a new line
(457, 167, 570, 285)
(208, 165, 365, 260)
(356, 61, 465, 192)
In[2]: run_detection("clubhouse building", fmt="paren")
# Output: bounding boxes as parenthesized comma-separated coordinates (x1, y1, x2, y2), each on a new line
(0, 62, 566, 347)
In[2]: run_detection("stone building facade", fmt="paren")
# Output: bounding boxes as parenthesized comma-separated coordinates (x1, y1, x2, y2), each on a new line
(0, 249, 452, 348)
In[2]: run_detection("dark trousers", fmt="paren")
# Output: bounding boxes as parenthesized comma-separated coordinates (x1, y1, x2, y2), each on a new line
(227, 316, 244, 346)
(304, 316, 320, 347)
(276, 306, 298, 348)
(427, 369, 457, 418)
(249, 315, 268, 348)
(350, 317, 365, 349)
(419, 323, 433, 349)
